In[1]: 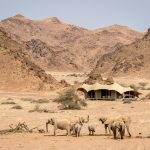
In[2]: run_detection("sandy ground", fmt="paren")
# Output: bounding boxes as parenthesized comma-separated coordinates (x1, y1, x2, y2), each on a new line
(0, 72, 150, 150)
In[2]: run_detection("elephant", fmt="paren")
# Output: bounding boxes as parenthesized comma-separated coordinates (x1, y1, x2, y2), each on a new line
(70, 115, 89, 135)
(46, 118, 71, 136)
(99, 116, 131, 137)
(88, 124, 96, 135)
(99, 117, 111, 134)
(73, 123, 83, 137)
(110, 121, 125, 139)
(70, 115, 89, 124)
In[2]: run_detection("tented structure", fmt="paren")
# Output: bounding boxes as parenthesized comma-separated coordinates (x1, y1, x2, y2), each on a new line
(78, 82, 140, 100)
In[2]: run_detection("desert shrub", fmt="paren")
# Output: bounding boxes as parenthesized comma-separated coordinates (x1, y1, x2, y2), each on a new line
(20, 98, 33, 102)
(53, 89, 87, 110)
(31, 99, 49, 104)
(130, 84, 140, 91)
(11, 105, 23, 109)
(139, 82, 148, 87)
(7, 98, 13, 101)
(120, 84, 128, 87)
(69, 73, 78, 77)
(21, 98, 49, 103)
(29, 105, 49, 113)
(145, 93, 150, 100)
(74, 80, 80, 85)
(1, 101, 16, 105)
(146, 88, 150, 90)
(140, 97, 146, 100)
(123, 99, 132, 104)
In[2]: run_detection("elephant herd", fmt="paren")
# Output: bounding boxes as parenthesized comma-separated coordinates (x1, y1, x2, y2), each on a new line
(46, 115, 132, 139)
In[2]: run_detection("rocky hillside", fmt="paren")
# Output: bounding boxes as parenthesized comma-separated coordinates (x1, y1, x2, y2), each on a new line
(0, 14, 144, 71)
(0, 27, 61, 91)
(91, 29, 150, 78)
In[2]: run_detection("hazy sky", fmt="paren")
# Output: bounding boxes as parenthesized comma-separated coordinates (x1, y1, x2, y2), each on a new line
(0, 0, 149, 31)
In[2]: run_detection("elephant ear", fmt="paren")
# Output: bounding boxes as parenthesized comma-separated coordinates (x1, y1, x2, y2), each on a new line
(79, 117, 83, 123)
(51, 118, 55, 125)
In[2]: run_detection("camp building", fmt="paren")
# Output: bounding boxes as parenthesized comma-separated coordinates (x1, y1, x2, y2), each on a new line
(78, 82, 140, 100)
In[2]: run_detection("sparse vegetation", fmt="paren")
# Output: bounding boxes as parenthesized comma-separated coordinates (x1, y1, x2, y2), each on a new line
(74, 80, 80, 85)
(138, 82, 148, 87)
(130, 84, 140, 91)
(1, 101, 16, 105)
(31, 99, 49, 104)
(29, 105, 49, 113)
(7, 98, 13, 101)
(11, 105, 23, 109)
(53, 89, 87, 110)
(20, 98, 33, 102)
(123, 99, 132, 104)
(68, 73, 78, 77)
(21, 98, 49, 103)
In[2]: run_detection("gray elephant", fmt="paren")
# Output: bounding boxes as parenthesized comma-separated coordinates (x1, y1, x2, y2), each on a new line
(88, 124, 96, 135)
(73, 123, 83, 137)
(70, 115, 89, 135)
(111, 121, 125, 139)
(46, 118, 71, 136)
(99, 117, 111, 134)
(99, 116, 131, 137)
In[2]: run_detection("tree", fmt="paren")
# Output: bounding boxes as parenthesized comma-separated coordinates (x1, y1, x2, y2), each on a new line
(54, 89, 87, 110)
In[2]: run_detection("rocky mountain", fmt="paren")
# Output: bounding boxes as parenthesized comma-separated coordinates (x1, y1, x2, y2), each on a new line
(0, 14, 144, 71)
(0, 27, 61, 91)
(91, 29, 150, 78)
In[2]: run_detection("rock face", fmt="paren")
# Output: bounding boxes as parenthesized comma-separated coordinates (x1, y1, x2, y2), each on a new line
(0, 15, 144, 71)
(0, 28, 61, 91)
(91, 28, 150, 78)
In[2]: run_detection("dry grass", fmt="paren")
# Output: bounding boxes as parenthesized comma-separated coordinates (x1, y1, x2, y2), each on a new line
(21, 98, 49, 103)
(11, 105, 23, 110)
(31, 99, 49, 104)
(1, 101, 16, 105)
(29, 105, 49, 113)
(20, 98, 33, 102)
(7, 98, 13, 101)
(123, 99, 132, 104)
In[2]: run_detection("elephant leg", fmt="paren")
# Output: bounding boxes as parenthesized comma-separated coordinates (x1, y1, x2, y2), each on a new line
(108, 125, 112, 135)
(120, 128, 125, 139)
(75, 130, 77, 137)
(105, 125, 108, 134)
(112, 129, 117, 139)
(54, 128, 56, 136)
(67, 129, 71, 136)
(126, 125, 131, 137)
(92, 131, 94, 136)
(77, 131, 79, 137)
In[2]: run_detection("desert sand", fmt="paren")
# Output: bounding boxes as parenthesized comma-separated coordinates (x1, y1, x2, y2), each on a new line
(0, 72, 150, 150)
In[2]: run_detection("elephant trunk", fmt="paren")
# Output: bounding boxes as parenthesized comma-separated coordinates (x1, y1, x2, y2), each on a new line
(84, 115, 89, 123)
(46, 121, 49, 132)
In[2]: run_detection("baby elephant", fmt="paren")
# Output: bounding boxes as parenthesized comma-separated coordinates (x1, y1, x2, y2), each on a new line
(73, 123, 83, 137)
(111, 121, 125, 139)
(88, 124, 96, 135)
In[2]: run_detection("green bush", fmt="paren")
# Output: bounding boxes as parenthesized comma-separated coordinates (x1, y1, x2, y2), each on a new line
(53, 89, 87, 110)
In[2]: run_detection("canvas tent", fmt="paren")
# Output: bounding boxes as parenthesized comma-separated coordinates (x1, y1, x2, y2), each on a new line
(78, 82, 140, 100)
